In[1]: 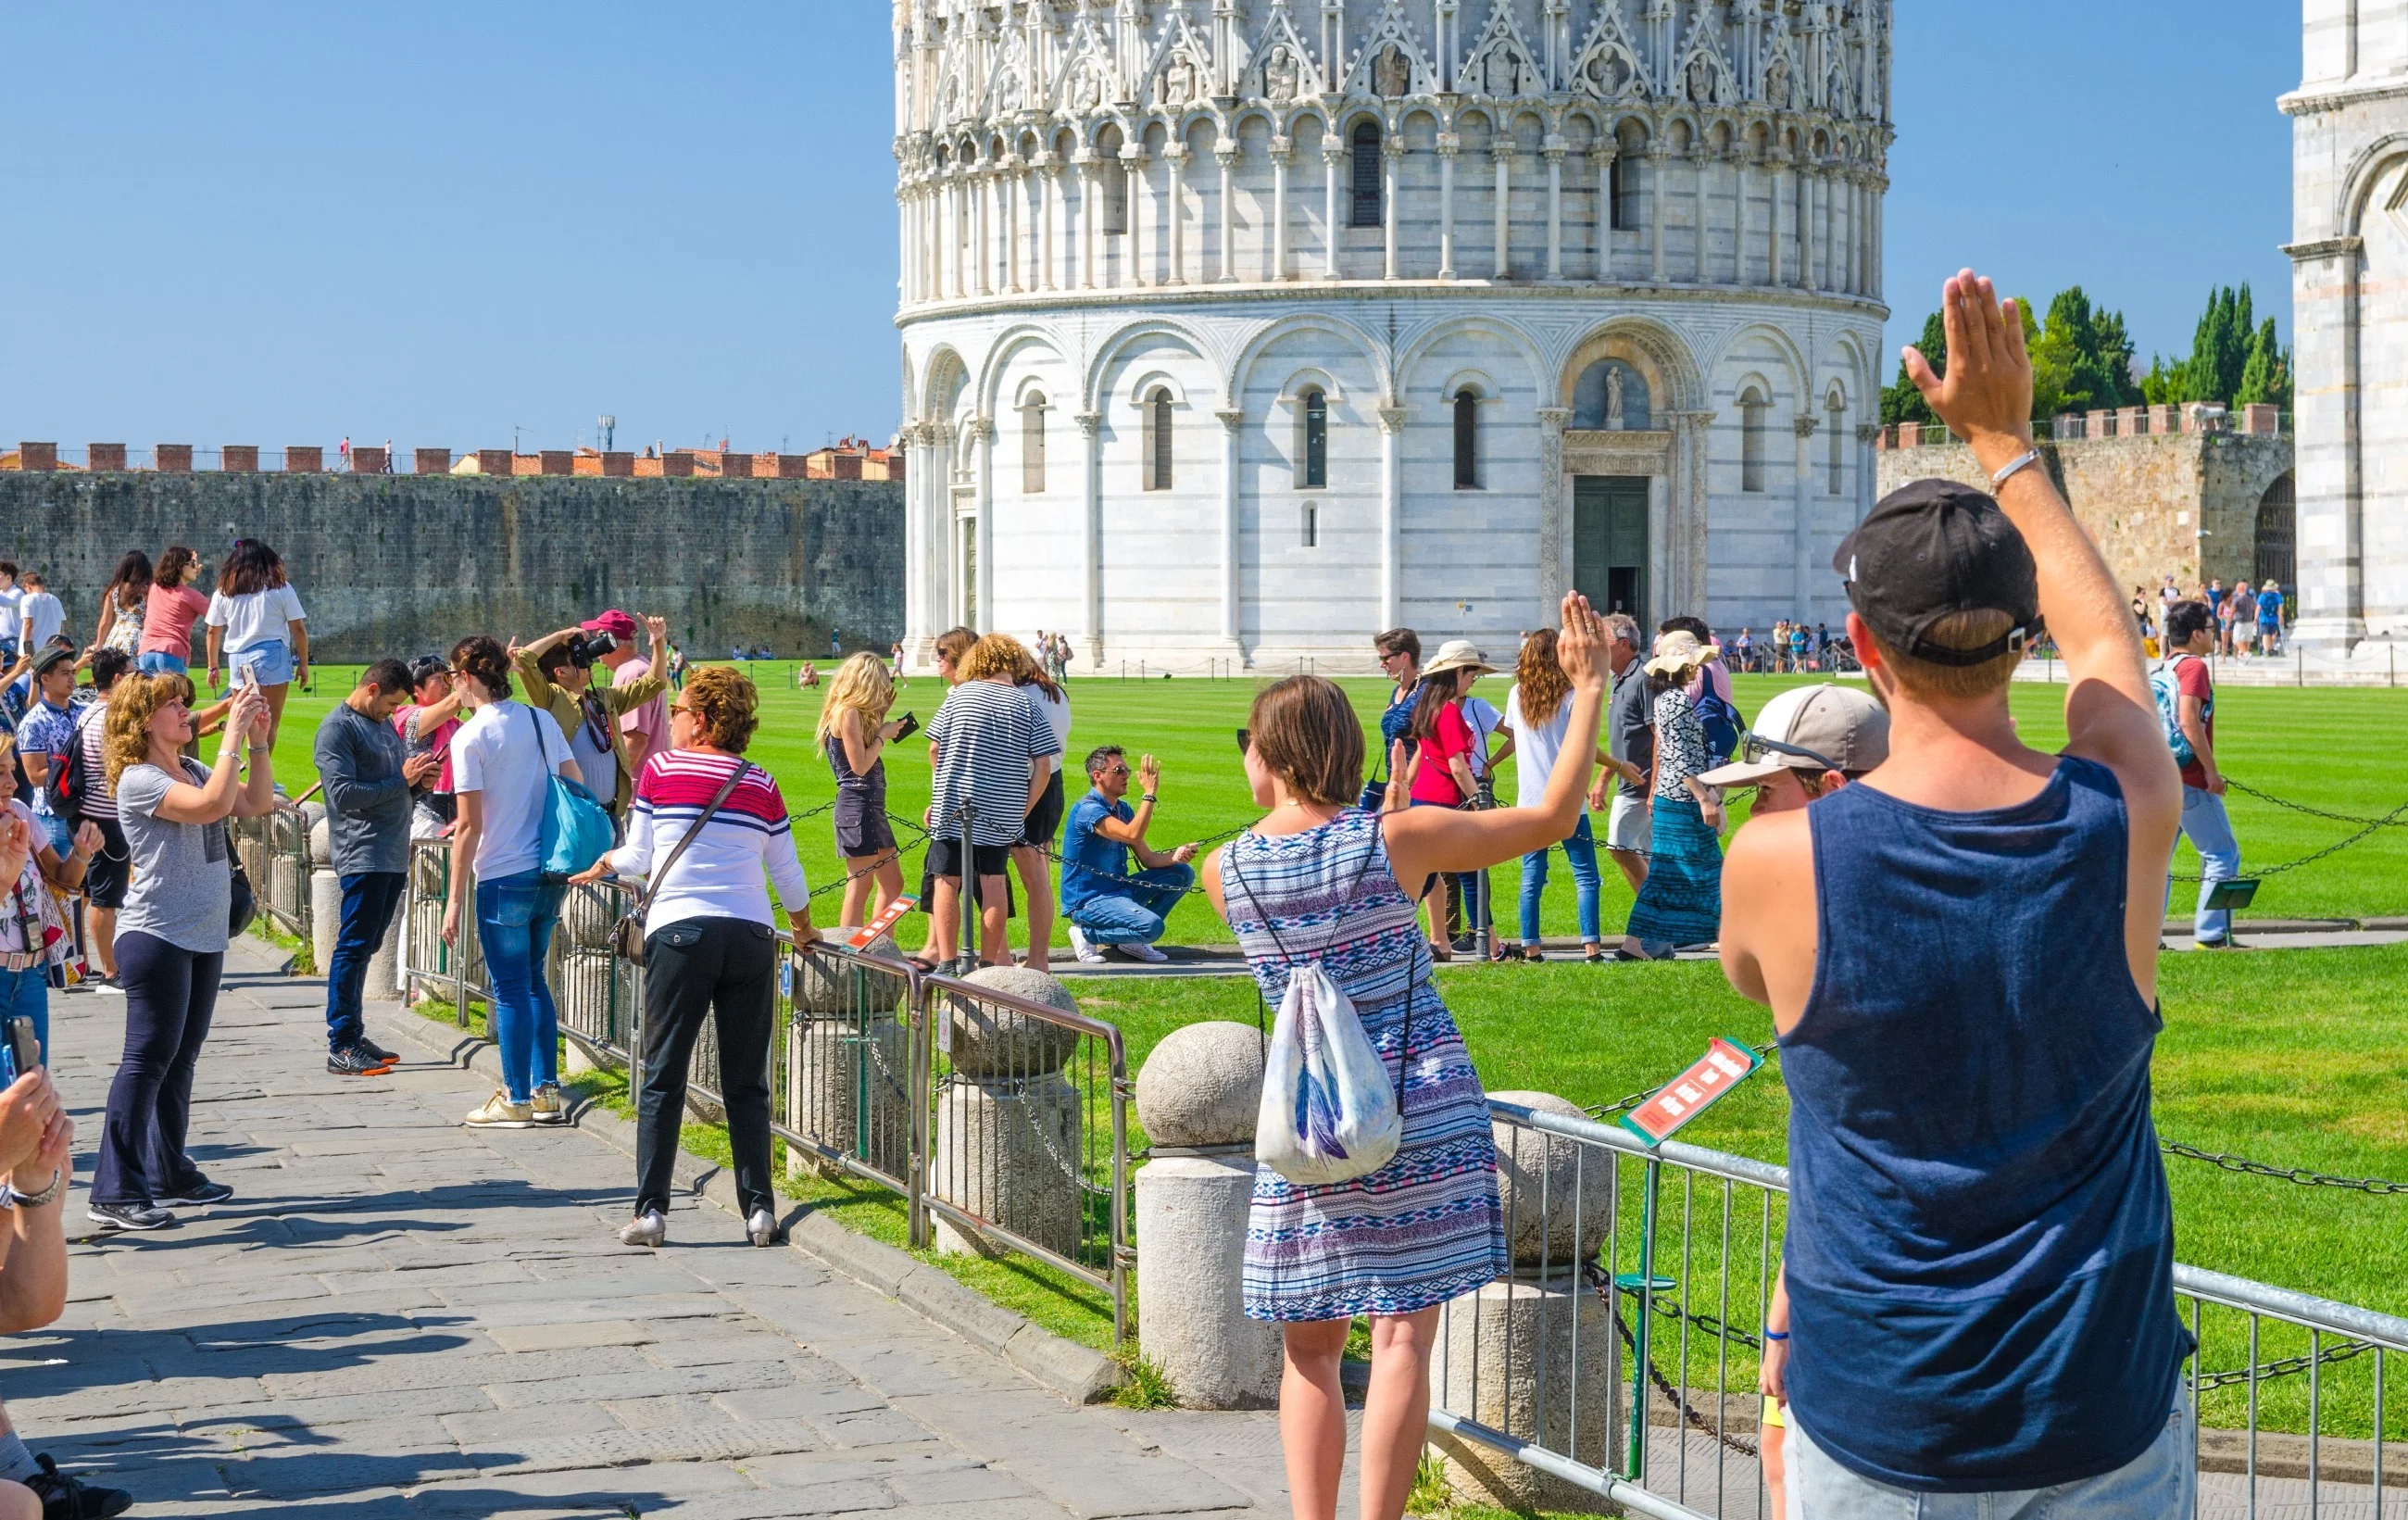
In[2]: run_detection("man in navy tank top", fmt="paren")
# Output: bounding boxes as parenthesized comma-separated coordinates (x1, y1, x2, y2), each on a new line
(1721, 270, 2195, 1517)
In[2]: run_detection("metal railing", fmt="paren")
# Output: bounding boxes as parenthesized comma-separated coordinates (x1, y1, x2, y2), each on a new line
(393, 842, 1132, 1338)
(229, 801, 316, 944)
(1436, 1099, 2408, 1519)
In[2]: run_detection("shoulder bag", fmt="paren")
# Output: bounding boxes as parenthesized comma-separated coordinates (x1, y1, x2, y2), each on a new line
(527, 705, 617, 882)
(609, 759, 750, 965)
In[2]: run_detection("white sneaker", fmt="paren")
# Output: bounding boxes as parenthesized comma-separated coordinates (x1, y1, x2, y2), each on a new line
(1119, 941, 1169, 964)
(464, 1091, 534, 1129)
(1069, 925, 1106, 964)
(531, 1085, 567, 1124)
(619, 1210, 666, 1248)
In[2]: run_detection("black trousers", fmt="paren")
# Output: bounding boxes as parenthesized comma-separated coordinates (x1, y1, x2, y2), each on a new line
(635, 916, 778, 1220)
(94, 932, 223, 1205)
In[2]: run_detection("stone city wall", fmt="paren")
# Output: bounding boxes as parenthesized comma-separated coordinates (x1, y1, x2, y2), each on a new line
(1877, 431, 2293, 595)
(0, 472, 902, 663)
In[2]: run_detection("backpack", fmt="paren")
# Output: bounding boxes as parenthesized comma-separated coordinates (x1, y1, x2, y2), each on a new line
(1694, 687, 1747, 766)
(2150, 657, 2198, 769)
(525, 706, 616, 883)
(42, 708, 99, 825)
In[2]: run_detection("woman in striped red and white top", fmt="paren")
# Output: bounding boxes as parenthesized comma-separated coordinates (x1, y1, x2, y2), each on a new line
(575, 665, 816, 1250)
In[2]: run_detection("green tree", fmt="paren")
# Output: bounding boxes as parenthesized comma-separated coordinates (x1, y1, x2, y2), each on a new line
(1881, 309, 1946, 427)
(2031, 287, 2142, 421)
(2234, 318, 2294, 411)
(2181, 284, 2255, 406)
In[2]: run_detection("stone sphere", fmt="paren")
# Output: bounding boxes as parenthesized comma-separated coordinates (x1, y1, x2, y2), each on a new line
(558, 882, 621, 951)
(1135, 1022, 1266, 1149)
(796, 933, 909, 1015)
(307, 817, 332, 867)
(1489, 1091, 1613, 1270)
(944, 964, 1082, 1078)
(300, 799, 328, 830)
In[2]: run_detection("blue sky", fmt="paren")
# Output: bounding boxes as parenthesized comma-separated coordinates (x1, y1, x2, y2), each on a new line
(0, 2, 2299, 451)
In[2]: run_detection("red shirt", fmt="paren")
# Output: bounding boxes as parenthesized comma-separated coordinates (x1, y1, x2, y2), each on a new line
(2173, 654, 2214, 789)
(1411, 700, 1475, 806)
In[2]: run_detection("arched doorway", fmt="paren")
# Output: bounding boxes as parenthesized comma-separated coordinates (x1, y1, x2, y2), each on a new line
(2255, 473, 2295, 592)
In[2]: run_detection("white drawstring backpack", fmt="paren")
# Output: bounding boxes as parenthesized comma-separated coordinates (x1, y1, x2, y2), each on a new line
(1230, 837, 1418, 1187)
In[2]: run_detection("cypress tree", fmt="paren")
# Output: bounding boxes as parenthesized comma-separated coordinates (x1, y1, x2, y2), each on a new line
(1881, 310, 1947, 427)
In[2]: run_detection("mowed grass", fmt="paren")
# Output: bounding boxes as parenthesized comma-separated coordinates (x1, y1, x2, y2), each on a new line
(267, 662, 2408, 946)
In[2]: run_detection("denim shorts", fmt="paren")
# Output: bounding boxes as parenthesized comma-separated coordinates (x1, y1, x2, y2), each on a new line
(137, 651, 190, 677)
(230, 640, 295, 687)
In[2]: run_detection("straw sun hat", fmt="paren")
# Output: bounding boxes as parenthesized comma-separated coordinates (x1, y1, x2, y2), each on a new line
(1642, 629, 1707, 679)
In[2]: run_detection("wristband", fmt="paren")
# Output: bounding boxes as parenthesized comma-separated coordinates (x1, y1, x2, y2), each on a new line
(1140, 794, 1158, 804)
(1990, 448, 2042, 490)
(1761, 1327, 1789, 1342)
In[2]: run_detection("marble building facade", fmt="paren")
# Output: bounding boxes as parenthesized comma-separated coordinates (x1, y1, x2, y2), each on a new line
(2286, 0, 2408, 655)
(892, 0, 1892, 671)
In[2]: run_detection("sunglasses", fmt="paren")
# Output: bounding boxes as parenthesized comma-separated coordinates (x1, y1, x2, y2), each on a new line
(1235, 728, 1250, 755)
(1737, 730, 1841, 773)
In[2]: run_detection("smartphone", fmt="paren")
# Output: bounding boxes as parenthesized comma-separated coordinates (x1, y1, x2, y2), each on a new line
(2, 1016, 36, 1084)
(237, 660, 258, 691)
(893, 712, 919, 742)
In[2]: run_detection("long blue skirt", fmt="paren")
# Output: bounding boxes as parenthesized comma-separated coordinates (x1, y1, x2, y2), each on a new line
(1624, 795, 1722, 947)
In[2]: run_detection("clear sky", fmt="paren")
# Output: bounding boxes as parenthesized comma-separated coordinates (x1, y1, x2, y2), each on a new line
(0, 2, 2300, 452)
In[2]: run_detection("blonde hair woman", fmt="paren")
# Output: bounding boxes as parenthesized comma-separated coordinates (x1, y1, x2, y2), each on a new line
(816, 652, 908, 927)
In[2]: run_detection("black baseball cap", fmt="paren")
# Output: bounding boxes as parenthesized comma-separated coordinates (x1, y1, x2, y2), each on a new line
(1834, 478, 2043, 668)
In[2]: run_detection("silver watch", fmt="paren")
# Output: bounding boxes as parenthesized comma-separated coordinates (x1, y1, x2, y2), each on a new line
(4, 1169, 61, 1210)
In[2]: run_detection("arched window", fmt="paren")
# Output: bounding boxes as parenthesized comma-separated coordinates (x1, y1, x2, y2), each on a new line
(1351, 121, 1384, 228)
(1825, 389, 1847, 496)
(1614, 125, 1647, 231)
(1143, 387, 1174, 491)
(1021, 392, 1047, 494)
(1740, 388, 1767, 493)
(1298, 389, 1329, 489)
(1608, 154, 1625, 232)
(1454, 389, 1480, 490)
(1302, 501, 1318, 548)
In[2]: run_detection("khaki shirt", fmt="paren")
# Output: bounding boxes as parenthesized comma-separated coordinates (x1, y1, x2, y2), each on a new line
(514, 651, 666, 818)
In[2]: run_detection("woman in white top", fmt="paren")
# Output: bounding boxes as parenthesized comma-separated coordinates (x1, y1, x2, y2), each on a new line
(203, 539, 308, 744)
(440, 635, 583, 1130)
(573, 666, 815, 1250)
(1011, 642, 1072, 971)
(1501, 629, 1611, 962)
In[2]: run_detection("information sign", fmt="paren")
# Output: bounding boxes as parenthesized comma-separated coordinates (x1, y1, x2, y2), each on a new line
(1618, 1037, 1764, 1148)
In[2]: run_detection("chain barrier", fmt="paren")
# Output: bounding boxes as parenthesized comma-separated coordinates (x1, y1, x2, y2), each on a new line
(2160, 1142, 2408, 1196)
(2191, 1332, 2380, 1392)
(1592, 1270, 1762, 1461)
(2168, 775, 2408, 882)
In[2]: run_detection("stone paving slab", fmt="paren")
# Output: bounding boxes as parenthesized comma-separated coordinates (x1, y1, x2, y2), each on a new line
(26, 940, 1310, 1517)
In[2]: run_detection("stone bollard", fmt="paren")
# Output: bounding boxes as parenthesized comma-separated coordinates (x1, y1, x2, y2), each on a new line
(309, 869, 343, 973)
(1433, 1091, 1621, 1514)
(1133, 1021, 1278, 1409)
(787, 934, 911, 1181)
(932, 965, 1084, 1258)
(364, 886, 406, 1008)
(556, 886, 627, 1079)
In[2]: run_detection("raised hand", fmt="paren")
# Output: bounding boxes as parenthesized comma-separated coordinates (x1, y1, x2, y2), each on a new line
(644, 615, 668, 647)
(1904, 270, 2035, 449)
(1556, 590, 1609, 692)
(1138, 756, 1162, 795)
(0, 811, 31, 887)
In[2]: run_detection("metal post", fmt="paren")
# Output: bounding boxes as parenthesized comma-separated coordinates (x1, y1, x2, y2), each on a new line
(1474, 775, 1496, 961)
(1626, 1158, 1661, 1480)
(956, 802, 978, 974)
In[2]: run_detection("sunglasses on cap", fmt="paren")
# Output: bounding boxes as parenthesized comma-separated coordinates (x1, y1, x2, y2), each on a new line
(1737, 730, 1842, 773)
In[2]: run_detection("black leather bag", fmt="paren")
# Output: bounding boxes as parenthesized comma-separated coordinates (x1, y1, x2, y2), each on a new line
(227, 839, 257, 939)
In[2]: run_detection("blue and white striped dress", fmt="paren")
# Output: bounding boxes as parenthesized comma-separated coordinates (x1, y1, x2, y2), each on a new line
(1224, 809, 1506, 1323)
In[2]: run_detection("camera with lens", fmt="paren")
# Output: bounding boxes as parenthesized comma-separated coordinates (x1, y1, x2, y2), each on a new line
(564, 631, 620, 669)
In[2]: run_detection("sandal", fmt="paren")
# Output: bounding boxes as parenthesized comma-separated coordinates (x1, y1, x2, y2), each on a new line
(1523, 947, 1546, 962)
(1584, 946, 1607, 964)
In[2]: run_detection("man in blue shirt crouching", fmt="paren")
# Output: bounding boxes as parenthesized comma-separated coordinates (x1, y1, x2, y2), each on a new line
(1060, 747, 1198, 965)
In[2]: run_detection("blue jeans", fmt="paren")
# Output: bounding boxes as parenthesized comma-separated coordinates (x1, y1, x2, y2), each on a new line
(1518, 813, 1603, 946)
(2174, 786, 2242, 943)
(1065, 864, 1195, 945)
(0, 967, 48, 1071)
(137, 651, 189, 677)
(325, 872, 406, 1051)
(1786, 1390, 2194, 1518)
(474, 871, 565, 1103)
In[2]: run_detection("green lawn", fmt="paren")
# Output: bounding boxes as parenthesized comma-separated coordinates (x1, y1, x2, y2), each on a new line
(268, 663, 2408, 948)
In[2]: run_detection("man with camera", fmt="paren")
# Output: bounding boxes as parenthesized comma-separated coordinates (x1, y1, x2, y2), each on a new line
(511, 616, 670, 823)
(1060, 747, 1199, 964)
(580, 609, 669, 779)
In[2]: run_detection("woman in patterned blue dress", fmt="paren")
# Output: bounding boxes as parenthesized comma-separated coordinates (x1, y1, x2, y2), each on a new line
(1202, 592, 1611, 1520)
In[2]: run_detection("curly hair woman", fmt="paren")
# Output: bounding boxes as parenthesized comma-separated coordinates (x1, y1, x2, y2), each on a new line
(576, 665, 815, 1249)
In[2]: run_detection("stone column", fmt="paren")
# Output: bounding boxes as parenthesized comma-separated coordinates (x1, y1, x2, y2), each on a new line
(1767, 150, 1786, 287)
(1537, 408, 1572, 607)
(972, 170, 992, 296)
(1379, 405, 1408, 630)
(1649, 147, 1666, 283)
(2290, 234, 2368, 649)
(1039, 157, 1060, 291)
(1215, 143, 1240, 283)
(1077, 155, 1099, 291)
(1270, 137, 1293, 280)
(1493, 143, 1511, 280)
(1001, 157, 1022, 293)
(1164, 145, 1188, 286)
(1078, 410, 1104, 666)
(1383, 135, 1404, 280)
(1691, 143, 1712, 283)
(1793, 412, 1820, 616)
(1322, 137, 1345, 280)
(1217, 408, 1245, 647)
(970, 416, 997, 633)
(1132, 1023, 1278, 1409)
(1664, 410, 1714, 614)
(1544, 140, 1565, 280)
(1436, 135, 1460, 279)
(1856, 422, 1882, 524)
(1127, 147, 1152, 288)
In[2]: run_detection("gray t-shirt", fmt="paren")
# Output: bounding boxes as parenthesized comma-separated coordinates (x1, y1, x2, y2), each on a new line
(116, 760, 234, 953)
(314, 701, 412, 876)
(1609, 661, 1656, 802)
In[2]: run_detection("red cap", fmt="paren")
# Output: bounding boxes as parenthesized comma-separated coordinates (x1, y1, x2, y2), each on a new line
(580, 609, 638, 640)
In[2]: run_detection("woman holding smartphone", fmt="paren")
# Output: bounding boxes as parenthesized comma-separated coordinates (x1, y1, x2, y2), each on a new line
(816, 652, 908, 929)
(203, 539, 307, 744)
(90, 674, 274, 1231)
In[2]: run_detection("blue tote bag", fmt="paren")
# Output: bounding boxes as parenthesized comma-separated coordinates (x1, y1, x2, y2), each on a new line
(526, 704, 616, 883)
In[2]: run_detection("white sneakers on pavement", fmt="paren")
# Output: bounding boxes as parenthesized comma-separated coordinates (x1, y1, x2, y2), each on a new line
(1069, 925, 1106, 964)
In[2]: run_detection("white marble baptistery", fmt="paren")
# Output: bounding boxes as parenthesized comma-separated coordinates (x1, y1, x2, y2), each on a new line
(893, 1, 1892, 672)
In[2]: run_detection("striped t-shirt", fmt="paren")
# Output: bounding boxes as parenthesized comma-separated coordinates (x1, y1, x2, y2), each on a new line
(76, 703, 117, 821)
(927, 678, 1060, 847)
(606, 750, 809, 935)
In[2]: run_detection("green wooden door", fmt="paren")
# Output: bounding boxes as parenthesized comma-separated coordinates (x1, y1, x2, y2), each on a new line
(1574, 476, 1650, 628)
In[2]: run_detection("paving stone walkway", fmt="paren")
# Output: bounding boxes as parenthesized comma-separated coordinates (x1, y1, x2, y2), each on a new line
(24, 939, 1332, 1519)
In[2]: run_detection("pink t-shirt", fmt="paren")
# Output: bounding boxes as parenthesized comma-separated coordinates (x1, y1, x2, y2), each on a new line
(140, 584, 208, 660)
(614, 655, 667, 776)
